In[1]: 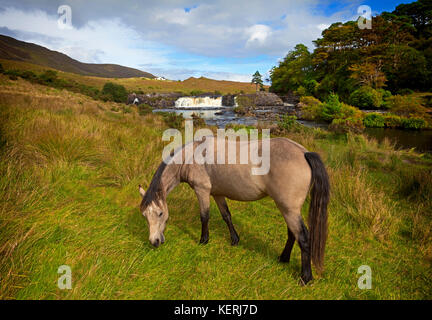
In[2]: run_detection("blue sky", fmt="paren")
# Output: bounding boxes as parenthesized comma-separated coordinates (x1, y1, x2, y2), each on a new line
(0, 0, 410, 82)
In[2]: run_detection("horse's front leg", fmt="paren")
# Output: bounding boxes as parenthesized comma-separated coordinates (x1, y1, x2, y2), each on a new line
(194, 187, 211, 245)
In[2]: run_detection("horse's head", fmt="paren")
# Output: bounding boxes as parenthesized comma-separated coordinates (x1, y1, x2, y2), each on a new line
(139, 185, 169, 248)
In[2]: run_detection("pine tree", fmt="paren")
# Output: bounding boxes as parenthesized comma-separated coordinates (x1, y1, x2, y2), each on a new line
(251, 71, 263, 92)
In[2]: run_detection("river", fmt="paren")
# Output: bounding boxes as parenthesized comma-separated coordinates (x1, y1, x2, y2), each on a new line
(153, 106, 432, 153)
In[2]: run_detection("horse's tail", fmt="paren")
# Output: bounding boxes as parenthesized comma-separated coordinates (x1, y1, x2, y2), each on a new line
(304, 152, 330, 273)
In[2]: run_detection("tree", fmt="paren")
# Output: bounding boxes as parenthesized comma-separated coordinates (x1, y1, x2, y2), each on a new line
(251, 71, 263, 92)
(270, 44, 313, 94)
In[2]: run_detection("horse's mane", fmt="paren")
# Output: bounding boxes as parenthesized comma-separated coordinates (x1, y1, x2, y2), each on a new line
(141, 161, 167, 210)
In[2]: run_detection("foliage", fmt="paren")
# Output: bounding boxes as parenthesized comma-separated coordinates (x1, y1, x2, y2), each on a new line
(329, 116, 365, 133)
(270, 0, 432, 98)
(251, 71, 263, 92)
(277, 114, 299, 132)
(161, 112, 183, 129)
(349, 86, 384, 109)
(270, 44, 313, 94)
(191, 113, 206, 127)
(101, 82, 128, 103)
(401, 117, 428, 129)
(385, 95, 430, 121)
(321, 94, 343, 122)
(298, 96, 323, 120)
(363, 113, 386, 128)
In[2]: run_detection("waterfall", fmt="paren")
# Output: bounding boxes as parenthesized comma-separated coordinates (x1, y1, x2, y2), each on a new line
(175, 96, 223, 108)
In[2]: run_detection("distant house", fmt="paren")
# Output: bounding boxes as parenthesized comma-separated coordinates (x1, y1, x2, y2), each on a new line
(155, 76, 168, 81)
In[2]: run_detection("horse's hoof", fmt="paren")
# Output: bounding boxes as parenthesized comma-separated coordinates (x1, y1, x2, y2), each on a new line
(278, 255, 290, 263)
(199, 238, 209, 245)
(300, 275, 313, 286)
(231, 236, 240, 246)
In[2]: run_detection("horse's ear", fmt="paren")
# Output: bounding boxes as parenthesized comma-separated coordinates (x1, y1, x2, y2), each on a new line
(139, 185, 146, 197)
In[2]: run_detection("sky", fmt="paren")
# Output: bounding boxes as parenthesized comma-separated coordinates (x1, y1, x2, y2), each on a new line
(0, 0, 409, 82)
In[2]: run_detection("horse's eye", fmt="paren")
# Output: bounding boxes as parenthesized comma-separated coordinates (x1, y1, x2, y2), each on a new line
(158, 212, 163, 217)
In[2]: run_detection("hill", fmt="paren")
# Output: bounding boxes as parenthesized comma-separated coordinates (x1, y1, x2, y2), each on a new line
(0, 34, 155, 79)
(0, 58, 259, 95)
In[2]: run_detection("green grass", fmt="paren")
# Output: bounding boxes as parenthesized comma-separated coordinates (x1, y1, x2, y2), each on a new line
(0, 75, 431, 299)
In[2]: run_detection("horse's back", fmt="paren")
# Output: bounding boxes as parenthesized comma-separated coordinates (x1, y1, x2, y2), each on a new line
(203, 137, 311, 202)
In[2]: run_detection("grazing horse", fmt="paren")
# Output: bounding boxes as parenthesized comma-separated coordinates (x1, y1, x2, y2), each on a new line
(138, 137, 330, 284)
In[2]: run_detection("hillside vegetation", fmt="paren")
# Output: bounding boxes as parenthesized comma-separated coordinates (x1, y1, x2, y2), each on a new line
(0, 75, 431, 299)
(0, 59, 259, 96)
(0, 35, 155, 79)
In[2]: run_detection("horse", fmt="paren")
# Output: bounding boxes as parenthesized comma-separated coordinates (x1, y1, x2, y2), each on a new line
(138, 136, 330, 284)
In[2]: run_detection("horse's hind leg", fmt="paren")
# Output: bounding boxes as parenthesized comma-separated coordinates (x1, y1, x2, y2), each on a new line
(280, 207, 313, 285)
(214, 196, 240, 246)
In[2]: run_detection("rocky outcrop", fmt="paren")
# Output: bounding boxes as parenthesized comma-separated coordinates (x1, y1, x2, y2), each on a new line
(127, 92, 183, 108)
(254, 92, 284, 106)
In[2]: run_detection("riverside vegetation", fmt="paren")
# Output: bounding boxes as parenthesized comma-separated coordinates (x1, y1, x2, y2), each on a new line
(1, 74, 431, 299)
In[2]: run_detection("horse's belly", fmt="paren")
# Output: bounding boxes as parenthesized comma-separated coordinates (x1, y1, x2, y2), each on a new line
(208, 166, 266, 201)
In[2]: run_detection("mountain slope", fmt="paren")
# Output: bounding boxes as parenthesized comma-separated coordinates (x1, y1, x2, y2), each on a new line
(0, 34, 155, 79)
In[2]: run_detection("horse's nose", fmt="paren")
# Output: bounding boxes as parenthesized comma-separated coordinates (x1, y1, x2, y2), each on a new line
(152, 238, 160, 247)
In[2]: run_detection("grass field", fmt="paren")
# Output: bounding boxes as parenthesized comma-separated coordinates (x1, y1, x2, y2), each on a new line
(0, 59, 259, 95)
(0, 75, 431, 299)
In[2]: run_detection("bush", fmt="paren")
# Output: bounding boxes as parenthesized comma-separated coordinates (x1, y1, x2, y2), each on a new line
(294, 86, 307, 97)
(401, 117, 428, 130)
(101, 82, 128, 103)
(0, 63, 4, 74)
(39, 70, 58, 84)
(298, 96, 322, 120)
(386, 95, 429, 119)
(278, 114, 299, 132)
(329, 117, 365, 133)
(191, 113, 206, 127)
(363, 113, 385, 128)
(349, 86, 383, 109)
(161, 112, 183, 129)
(321, 94, 342, 122)
(383, 114, 402, 128)
(190, 90, 204, 96)
(303, 79, 318, 96)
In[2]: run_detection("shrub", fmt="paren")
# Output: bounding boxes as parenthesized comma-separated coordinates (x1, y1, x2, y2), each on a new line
(363, 113, 385, 128)
(161, 112, 183, 129)
(191, 113, 206, 127)
(298, 96, 322, 120)
(101, 82, 128, 103)
(349, 86, 383, 109)
(329, 117, 365, 133)
(383, 114, 402, 128)
(321, 93, 342, 122)
(303, 79, 318, 96)
(278, 115, 299, 132)
(0, 63, 4, 74)
(294, 86, 307, 97)
(190, 90, 204, 96)
(386, 95, 430, 120)
(401, 117, 428, 130)
(39, 70, 58, 84)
